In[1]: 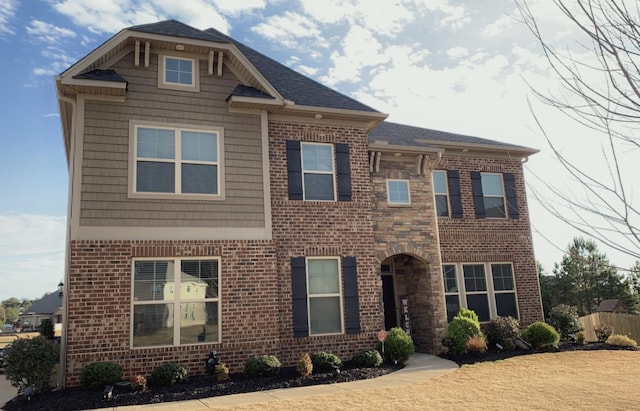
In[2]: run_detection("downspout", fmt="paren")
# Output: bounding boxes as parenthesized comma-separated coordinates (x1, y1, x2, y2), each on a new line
(56, 87, 76, 389)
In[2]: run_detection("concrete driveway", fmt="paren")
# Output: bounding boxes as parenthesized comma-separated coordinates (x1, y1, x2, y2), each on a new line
(0, 374, 16, 409)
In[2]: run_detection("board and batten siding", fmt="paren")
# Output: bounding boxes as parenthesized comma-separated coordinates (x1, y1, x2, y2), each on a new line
(80, 50, 265, 228)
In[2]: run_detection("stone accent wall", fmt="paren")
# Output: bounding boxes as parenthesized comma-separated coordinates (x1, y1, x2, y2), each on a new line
(436, 154, 544, 325)
(268, 120, 383, 364)
(65, 239, 279, 387)
(371, 155, 448, 353)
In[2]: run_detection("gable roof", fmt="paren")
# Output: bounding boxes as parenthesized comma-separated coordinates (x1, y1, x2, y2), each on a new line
(125, 20, 379, 113)
(368, 121, 538, 156)
(597, 299, 626, 312)
(24, 292, 62, 315)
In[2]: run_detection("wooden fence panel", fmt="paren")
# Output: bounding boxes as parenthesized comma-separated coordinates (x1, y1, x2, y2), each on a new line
(579, 312, 640, 342)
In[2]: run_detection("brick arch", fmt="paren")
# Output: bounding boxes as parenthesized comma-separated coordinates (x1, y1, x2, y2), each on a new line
(376, 246, 434, 265)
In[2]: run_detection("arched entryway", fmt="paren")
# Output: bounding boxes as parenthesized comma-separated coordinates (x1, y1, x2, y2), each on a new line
(377, 248, 446, 353)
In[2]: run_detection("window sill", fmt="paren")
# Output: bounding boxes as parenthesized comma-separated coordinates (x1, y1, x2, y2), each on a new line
(129, 192, 225, 201)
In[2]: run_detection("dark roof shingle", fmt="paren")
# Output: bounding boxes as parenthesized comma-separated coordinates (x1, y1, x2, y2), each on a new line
(73, 69, 127, 83)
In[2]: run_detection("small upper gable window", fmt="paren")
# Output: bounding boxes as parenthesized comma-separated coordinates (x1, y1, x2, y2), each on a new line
(159, 54, 200, 92)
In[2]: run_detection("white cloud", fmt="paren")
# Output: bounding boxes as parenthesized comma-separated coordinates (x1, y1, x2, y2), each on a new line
(213, 0, 266, 17)
(0, 214, 66, 301)
(33, 47, 78, 76)
(50, 0, 238, 34)
(482, 14, 514, 38)
(252, 11, 321, 48)
(26, 20, 76, 44)
(446, 46, 468, 60)
(0, 0, 17, 36)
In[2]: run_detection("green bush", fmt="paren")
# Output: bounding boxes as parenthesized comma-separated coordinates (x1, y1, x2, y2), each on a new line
(79, 361, 123, 389)
(243, 355, 281, 377)
(310, 352, 342, 373)
(547, 304, 583, 341)
(575, 331, 586, 346)
(151, 362, 189, 386)
(350, 349, 383, 368)
(484, 316, 521, 348)
(456, 307, 480, 325)
(378, 327, 415, 364)
(38, 319, 55, 340)
(594, 323, 614, 343)
(522, 321, 560, 350)
(3, 336, 59, 394)
(606, 334, 637, 347)
(447, 317, 481, 354)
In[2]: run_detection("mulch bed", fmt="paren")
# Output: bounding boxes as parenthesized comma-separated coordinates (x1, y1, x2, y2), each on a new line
(3, 362, 403, 411)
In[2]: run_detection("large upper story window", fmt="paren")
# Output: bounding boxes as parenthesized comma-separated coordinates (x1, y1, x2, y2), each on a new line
(302, 142, 335, 201)
(158, 54, 200, 92)
(471, 171, 519, 219)
(432, 170, 450, 216)
(132, 258, 220, 348)
(286, 140, 352, 202)
(129, 121, 224, 200)
(480, 173, 506, 218)
(387, 179, 410, 205)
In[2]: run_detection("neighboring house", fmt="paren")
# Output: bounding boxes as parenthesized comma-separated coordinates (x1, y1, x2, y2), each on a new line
(597, 299, 627, 313)
(56, 19, 543, 387)
(19, 291, 62, 332)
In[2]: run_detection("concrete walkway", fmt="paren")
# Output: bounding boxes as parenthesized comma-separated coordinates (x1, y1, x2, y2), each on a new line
(108, 354, 458, 411)
(0, 375, 16, 410)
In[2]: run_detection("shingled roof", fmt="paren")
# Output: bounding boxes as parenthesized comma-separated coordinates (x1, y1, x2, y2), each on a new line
(25, 292, 62, 315)
(369, 121, 537, 154)
(127, 20, 379, 113)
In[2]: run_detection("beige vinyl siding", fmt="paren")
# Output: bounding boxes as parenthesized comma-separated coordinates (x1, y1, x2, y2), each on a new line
(80, 50, 265, 227)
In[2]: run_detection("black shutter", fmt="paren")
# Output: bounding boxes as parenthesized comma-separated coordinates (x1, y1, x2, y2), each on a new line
(447, 170, 463, 218)
(471, 171, 485, 218)
(504, 173, 519, 219)
(291, 257, 309, 337)
(335, 143, 352, 201)
(342, 256, 361, 334)
(286, 140, 303, 200)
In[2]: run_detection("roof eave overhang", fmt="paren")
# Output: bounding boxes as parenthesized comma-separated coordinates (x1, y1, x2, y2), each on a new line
(416, 139, 539, 157)
(282, 104, 388, 131)
(368, 142, 443, 156)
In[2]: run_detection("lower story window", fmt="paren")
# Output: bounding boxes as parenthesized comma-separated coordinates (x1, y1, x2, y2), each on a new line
(441, 262, 518, 322)
(307, 258, 343, 335)
(132, 258, 220, 348)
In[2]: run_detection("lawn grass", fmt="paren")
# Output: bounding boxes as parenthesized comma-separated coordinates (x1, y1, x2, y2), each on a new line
(0, 332, 39, 348)
(215, 350, 640, 410)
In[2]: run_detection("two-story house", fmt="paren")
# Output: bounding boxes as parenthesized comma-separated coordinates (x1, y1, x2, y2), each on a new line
(55, 19, 542, 387)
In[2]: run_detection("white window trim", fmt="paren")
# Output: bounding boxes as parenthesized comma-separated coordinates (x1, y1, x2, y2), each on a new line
(442, 264, 460, 321)
(306, 256, 344, 336)
(158, 53, 200, 92)
(386, 179, 411, 206)
(301, 142, 337, 202)
(432, 170, 450, 217)
(442, 262, 519, 322)
(481, 172, 506, 219)
(131, 256, 221, 349)
(128, 119, 225, 201)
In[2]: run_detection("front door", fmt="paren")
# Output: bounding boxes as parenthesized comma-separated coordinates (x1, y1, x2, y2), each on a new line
(382, 275, 397, 330)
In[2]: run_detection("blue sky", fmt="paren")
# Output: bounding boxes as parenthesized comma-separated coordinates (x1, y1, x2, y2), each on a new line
(0, 0, 637, 302)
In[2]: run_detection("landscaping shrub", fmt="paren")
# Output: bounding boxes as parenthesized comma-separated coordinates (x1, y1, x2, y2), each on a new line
(38, 319, 55, 340)
(484, 316, 521, 348)
(79, 361, 123, 389)
(3, 335, 59, 394)
(547, 304, 583, 341)
(296, 353, 313, 377)
(522, 321, 560, 350)
(465, 333, 487, 354)
(350, 349, 383, 368)
(310, 352, 342, 372)
(151, 362, 189, 386)
(606, 334, 637, 347)
(130, 375, 147, 392)
(378, 327, 415, 364)
(594, 323, 614, 343)
(447, 316, 481, 354)
(215, 364, 229, 382)
(575, 331, 586, 346)
(243, 355, 281, 377)
(456, 307, 480, 326)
